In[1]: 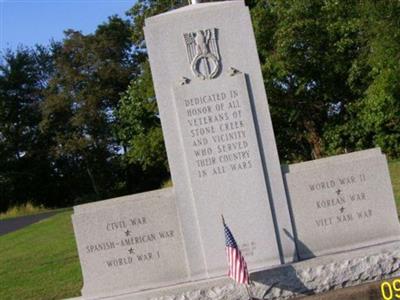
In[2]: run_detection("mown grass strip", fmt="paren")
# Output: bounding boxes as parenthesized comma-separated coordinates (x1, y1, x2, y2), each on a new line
(0, 211, 82, 300)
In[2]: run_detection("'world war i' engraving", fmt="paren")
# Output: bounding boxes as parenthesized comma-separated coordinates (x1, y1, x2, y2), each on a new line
(72, 190, 187, 298)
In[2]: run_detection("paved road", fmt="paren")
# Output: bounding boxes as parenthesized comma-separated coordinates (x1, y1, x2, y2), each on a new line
(0, 211, 60, 236)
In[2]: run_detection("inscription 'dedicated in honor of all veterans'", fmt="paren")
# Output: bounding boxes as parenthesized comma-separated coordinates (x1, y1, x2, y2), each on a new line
(172, 74, 281, 276)
(182, 87, 252, 179)
(284, 152, 400, 259)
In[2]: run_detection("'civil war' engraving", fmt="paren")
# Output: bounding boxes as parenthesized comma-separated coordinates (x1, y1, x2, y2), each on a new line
(72, 191, 188, 296)
(82, 215, 178, 268)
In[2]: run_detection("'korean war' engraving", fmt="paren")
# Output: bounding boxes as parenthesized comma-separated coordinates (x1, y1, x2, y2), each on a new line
(284, 151, 400, 259)
(309, 173, 372, 228)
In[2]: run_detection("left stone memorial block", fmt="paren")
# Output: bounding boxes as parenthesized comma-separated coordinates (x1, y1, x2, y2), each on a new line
(72, 188, 188, 299)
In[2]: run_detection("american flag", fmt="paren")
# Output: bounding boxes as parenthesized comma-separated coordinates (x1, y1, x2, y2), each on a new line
(223, 216, 250, 285)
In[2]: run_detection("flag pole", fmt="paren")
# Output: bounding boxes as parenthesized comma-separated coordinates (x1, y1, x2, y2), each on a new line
(222, 214, 253, 299)
(245, 284, 252, 299)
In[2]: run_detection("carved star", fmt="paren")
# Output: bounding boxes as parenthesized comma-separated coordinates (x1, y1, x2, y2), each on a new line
(178, 77, 190, 86)
(336, 189, 342, 195)
(128, 248, 135, 254)
(339, 207, 345, 213)
(125, 230, 131, 236)
(228, 67, 242, 77)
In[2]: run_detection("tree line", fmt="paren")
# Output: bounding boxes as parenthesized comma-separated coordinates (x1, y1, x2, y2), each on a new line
(0, 0, 399, 212)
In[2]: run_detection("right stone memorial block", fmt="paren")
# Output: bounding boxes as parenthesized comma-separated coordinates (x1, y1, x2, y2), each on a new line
(284, 148, 400, 259)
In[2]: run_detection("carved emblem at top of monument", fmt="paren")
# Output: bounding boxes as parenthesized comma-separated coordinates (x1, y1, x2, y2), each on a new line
(184, 28, 221, 80)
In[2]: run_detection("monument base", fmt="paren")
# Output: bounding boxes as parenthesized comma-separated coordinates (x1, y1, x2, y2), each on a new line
(70, 241, 400, 299)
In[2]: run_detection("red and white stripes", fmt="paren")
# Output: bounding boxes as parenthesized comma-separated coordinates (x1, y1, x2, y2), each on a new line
(226, 246, 249, 284)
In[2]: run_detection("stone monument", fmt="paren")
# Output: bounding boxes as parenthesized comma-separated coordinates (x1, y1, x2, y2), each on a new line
(144, 0, 296, 279)
(70, 1, 400, 299)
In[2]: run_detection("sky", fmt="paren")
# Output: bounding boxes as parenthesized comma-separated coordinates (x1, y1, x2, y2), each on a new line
(0, 0, 135, 51)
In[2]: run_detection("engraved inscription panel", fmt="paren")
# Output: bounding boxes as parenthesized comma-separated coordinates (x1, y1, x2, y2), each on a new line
(285, 154, 400, 259)
(172, 74, 280, 276)
(72, 195, 187, 297)
(181, 83, 252, 179)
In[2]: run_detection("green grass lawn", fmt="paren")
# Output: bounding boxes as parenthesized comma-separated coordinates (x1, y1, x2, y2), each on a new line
(0, 211, 82, 300)
(0, 160, 399, 300)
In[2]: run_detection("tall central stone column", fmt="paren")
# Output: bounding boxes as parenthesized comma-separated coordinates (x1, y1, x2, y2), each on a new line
(144, 0, 296, 279)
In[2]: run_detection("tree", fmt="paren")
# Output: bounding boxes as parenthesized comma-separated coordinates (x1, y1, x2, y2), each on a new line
(0, 46, 55, 211)
(114, 0, 187, 190)
(128, 0, 186, 46)
(251, 0, 364, 161)
(323, 0, 400, 158)
(116, 61, 169, 193)
(40, 16, 136, 202)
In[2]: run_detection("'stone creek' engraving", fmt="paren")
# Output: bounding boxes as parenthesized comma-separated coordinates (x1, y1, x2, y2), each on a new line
(182, 89, 254, 179)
